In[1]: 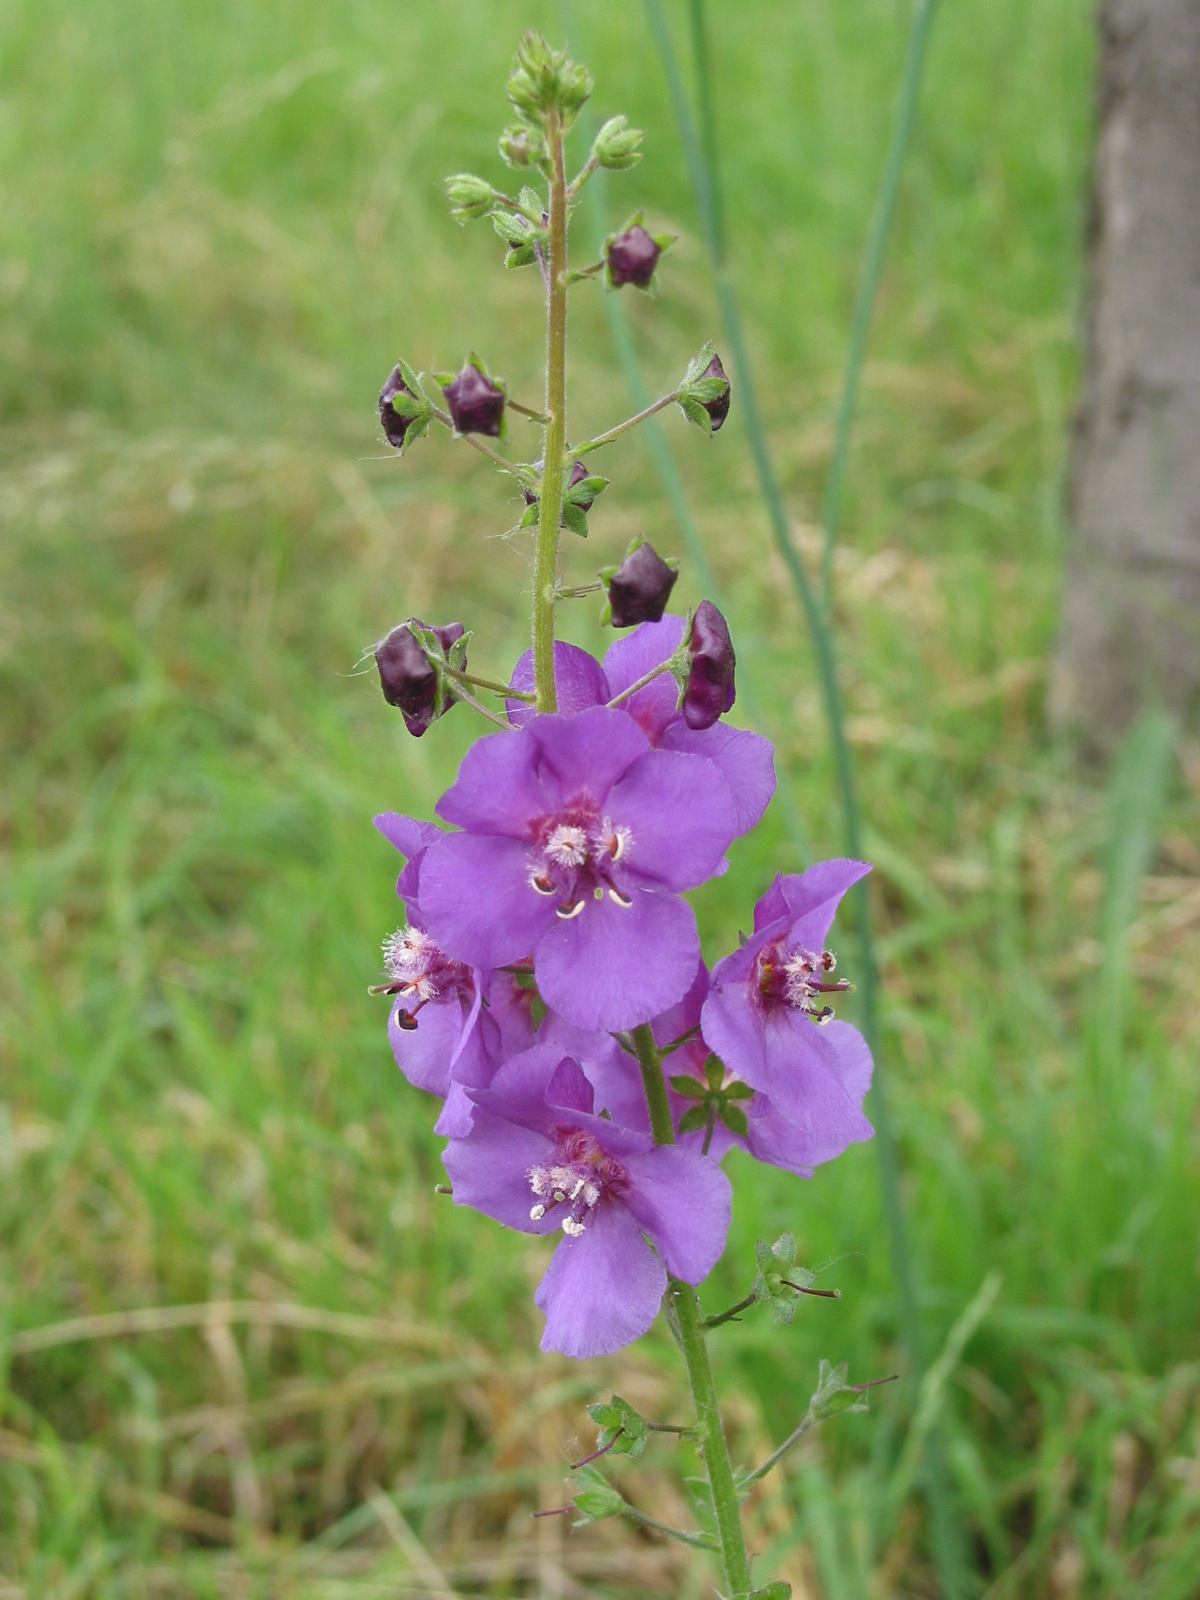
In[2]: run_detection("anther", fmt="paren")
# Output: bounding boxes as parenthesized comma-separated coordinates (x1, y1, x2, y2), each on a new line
(814, 1006, 835, 1025)
(556, 900, 585, 920)
(570, 1178, 585, 1200)
(396, 1011, 420, 1032)
(609, 834, 624, 861)
(607, 888, 632, 908)
(532, 875, 556, 896)
(562, 1217, 586, 1237)
(530, 1204, 546, 1220)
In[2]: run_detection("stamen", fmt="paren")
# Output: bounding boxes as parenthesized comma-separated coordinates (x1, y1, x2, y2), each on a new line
(546, 824, 588, 868)
(570, 1178, 585, 1200)
(562, 1217, 586, 1237)
(531, 874, 557, 896)
(607, 888, 632, 908)
(530, 1204, 546, 1220)
(556, 900, 585, 920)
(396, 1011, 419, 1032)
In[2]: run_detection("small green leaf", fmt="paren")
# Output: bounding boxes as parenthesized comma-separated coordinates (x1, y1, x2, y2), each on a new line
(676, 394, 711, 431)
(560, 502, 589, 538)
(505, 244, 538, 270)
(725, 1081, 755, 1100)
(683, 340, 717, 385)
(396, 358, 423, 395)
(668, 1075, 708, 1100)
(517, 503, 539, 530)
(564, 474, 608, 504)
(583, 1396, 648, 1459)
(571, 1465, 623, 1525)
(703, 1055, 726, 1091)
(719, 1102, 749, 1138)
(389, 391, 426, 420)
(677, 1105, 709, 1135)
(685, 376, 728, 404)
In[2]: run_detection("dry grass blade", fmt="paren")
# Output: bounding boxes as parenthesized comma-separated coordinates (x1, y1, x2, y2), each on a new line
(366, 1487, 461, 1600)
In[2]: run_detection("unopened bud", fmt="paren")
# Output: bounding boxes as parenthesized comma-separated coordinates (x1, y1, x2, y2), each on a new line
(499, 123, 545, 169)
(523, 459, 594, 511)
(445, 172, 495, 223)
(375, 619, 465, 738)
(606, 224, 661, 290)
(379, 365, 416, 450)
(698, 354, 731, 432)
(682, 601, 736, 729)
(606, 540, 678, 627)
(442, 363, 506, 437)
(590, 114, 644, 172)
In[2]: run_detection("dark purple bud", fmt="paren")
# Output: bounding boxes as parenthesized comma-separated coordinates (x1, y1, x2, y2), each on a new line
(606, 541, 679, 628)
(374, 619, 465, 738)
(682, 601, 736, 729)
(700, 354, 731, 432)
(606, 224, 661, 289)
(379, 365, 414, 450)
(442, 364, 506, 437)
(523, 459, 593, 510)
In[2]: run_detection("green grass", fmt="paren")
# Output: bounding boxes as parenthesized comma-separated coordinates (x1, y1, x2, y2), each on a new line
(2, 1, 1199, 1595)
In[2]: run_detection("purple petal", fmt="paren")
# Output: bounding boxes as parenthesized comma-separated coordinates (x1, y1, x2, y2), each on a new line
(753, 874, 789, 932)
(419, 833, 556, 969)
(434, 1081, 476, 1139)
(608, 749, 736, 891)
(538, 1014, 650, 1131)
(374, 812, 443, 859)
(527, 706, 649, 807)
(547, 1056, 595, 1116)
(778, 860, 872, 950)
(535, 1204, 666, 1358)
(651, 958, 709, 1048)
(388, 993, 462, 1098)
(435, 729, 548, 836)
(535, 888, 699, 1033)
(483, 971, 541, 1058)
(659, 723, 775, 838)
(507, 643, 610, 727)
(700, 974, 769, 1088)
(466, 1043, 567, 1135)
(622, 1145, 732, 1283)
(443, 1109, 561, 1235)
(602, 616, 686, 741)
(760, 1010, 876, 1143)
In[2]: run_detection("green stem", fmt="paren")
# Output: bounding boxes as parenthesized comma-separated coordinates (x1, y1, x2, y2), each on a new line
(704, 1292, 756, 1330)
(630, 1023, 753, 1596)
(532, 111, 570, 713)
(605, 661, 670, 709)
(572, 389, 680, 456)
(443, 665, 535, 702)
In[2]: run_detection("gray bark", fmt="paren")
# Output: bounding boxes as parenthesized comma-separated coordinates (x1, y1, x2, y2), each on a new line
(1052, 0, 1200, 749)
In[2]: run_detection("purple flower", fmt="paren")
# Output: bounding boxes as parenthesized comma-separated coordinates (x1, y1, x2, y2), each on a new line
(417, 705, 737, 1032)
(681, 601, 736, 730)
(442, 363, 506, 437)
(701, 862, 875, 1144)
(699, 353, 731, 432)
(606, 224, 661, 289)
(603, 619, 774, 837)
(523, 458, 594, 512)
(444, 1044, 732, 1357)
(606, 540, 679, 628)
(375, 620, 464, 737)
(374, 810, 444, 912)
(379, 365, 416, 450)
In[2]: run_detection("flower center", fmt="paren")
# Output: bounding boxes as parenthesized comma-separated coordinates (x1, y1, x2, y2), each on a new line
(378, 926, 474, 1031)
(527, 1129, 629, 1236)
(528, 805, 634, 918)
(755, 941, 851, 1024)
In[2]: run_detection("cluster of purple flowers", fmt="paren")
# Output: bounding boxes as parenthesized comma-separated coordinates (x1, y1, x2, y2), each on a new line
(375, 615, 875, 1360)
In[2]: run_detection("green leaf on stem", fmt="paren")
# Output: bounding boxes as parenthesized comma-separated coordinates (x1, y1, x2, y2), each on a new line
(560, 502, 589, 538)
(570, 1465, 623, 1525)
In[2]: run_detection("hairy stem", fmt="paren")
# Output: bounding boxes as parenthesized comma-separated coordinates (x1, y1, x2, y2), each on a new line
(605, 661, 670, 709)
(631, 1023, 753, 1596)
(531, 112, 570, 712)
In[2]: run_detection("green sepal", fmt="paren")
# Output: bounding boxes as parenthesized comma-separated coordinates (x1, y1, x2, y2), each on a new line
(403, 621, 470, 723)
(498, 123, 546, 170)
(725, 1080, 755, 1100)
(512, 970, 538, 991)
(432, 371, 456, 388)
(506, 244, 538, 269)
(560, 501, 589, 538)
(517, 503, 540, 530)
(683, 340, 717, 385)
(585, 1394, 649, 1460)
(505, 32, 592, 136)
(564, 474, 608, 505)
(517, 185, 545, 221)
(719, 1102, 749, 1138)
(530, 993, 549, 1029)
(598, 600, 613, 626)
(676, 1105, 710, 1136)
(676, 393, 712, 431)
(752, 1232, 816, 1324)
(704, 1055, 725, 1091)
(444, 172, 495, 222)
(669, 1075, 708, 1100)
(395, 412, 431, 454)
(687, 376, 729, 404)
(492, 209, 539, 248)
(652, 232, 677, 252)
(589, 114, 644, 172)
(806, 1359, 872, 1423)
(570, 1465, 623, 1525)
(388, 390, 426, 420)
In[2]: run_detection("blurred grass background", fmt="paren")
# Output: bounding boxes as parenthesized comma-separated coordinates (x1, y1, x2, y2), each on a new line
(2, 0, 1199, 1595)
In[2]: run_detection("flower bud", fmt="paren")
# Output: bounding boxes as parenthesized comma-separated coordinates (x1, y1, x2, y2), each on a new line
(498, 123, 545, 169)
(442, 363, 506, 438)
(379, 366, 416, 450)
(698, 354, 731, 432)
(375, 619, 465, 738)
(445, 172, 495, 223)
(589, 114, 644, 172)
(682, 600, 736, 729)
(605, 224, 661, 289)
(522, 458, 594, 511)
(605, 539, 679, 627)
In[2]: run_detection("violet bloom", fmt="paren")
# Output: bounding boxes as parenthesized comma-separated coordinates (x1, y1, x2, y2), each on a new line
(444, 1045, 732, 1358)
(442, 363, 506, 437)
(681, 601, 736, 730)
(606, 223, 661, 289)
(701, 862, 875, 1145)
(606, 540, 679, 627)
(375, 620, 464, 737)
(417, 705, 737, 1032)
(379, 365, 416, 450)
(505, 634, 773, 840)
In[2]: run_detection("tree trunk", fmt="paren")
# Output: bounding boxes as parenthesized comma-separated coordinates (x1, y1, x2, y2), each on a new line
(1051, 0, 1200, 750)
